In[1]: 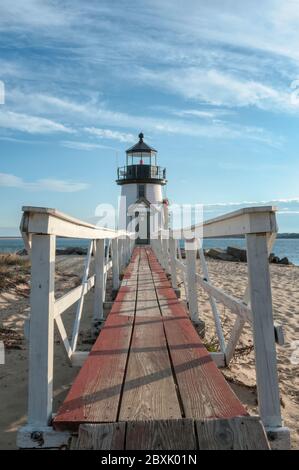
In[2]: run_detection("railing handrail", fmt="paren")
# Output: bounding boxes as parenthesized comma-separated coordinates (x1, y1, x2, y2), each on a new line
(164, 205, 278, 239)
(21, 206, 134, 239)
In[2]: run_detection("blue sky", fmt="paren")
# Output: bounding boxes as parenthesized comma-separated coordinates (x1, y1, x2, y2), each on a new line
(1, 0, 299, 235)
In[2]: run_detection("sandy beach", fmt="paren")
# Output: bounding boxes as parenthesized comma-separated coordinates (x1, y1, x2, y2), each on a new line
(0, 255, 298, 449)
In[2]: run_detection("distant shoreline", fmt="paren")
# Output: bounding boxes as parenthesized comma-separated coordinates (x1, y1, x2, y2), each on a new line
(2, 234, 299, 239)
(0, 237, 22, 240)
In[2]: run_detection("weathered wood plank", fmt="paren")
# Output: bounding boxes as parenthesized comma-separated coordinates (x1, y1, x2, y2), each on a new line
(72, 417, 270, 450)
(126, 419, 196, 450)
(73, 423, 126, 450)
(136, 253, 161, 317)
(119, 314, 182, 421)
(119, 247, 181, 421)
(195, 416, 270, 450)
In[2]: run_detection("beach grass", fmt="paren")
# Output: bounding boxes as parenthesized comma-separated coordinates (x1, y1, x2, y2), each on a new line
(0, 254, 30, 292)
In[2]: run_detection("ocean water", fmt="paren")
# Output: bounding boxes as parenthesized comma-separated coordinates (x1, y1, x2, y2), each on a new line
(1, 237, 299, 265)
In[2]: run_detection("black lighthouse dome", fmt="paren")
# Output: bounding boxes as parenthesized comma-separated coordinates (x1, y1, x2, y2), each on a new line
(116, 132, 166, 185)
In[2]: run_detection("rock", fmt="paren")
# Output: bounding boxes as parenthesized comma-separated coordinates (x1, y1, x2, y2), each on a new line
(205, 248, 235, 261)
(17, 249, 28, 256)
(56, 247, 87, 255)
(268, 254, 293, 265)
(227, 246, 247, 262)
(177, 248, 200, 259)
(278, 257, 292, 265)
(205, 248, 226, 259)
(218, 253, 236, 262)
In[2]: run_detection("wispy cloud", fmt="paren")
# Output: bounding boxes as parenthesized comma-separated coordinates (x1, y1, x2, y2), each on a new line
(0, 111, 74, 134)
(204, 197, 299, 208)
(137, 67, 299, 112)
(84, 127, 135, 143)
(278, 211, 299, 215)
(200, 197, 299, 226)
(1, 1, 299, 136)
(0, 1, 297, 149)
(0, 0, 70, 30)
(0, 81, 4, 105)
(172, 109, 234, 119)
(62, 140, 116, 151)
(0, 172, 89, 192)
(4, 88, 278, 145)
(61, 140, 117, 152)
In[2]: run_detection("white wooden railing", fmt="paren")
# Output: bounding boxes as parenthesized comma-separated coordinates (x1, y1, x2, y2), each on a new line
(18, 207, 134, 445)
(152, 206, 290, 449)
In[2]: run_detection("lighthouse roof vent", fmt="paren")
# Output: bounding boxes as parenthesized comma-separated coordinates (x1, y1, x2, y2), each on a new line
(126, 132, 157, 154)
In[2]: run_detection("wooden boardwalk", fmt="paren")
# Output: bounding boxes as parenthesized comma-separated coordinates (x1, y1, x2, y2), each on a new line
(53, 246, 269, 449)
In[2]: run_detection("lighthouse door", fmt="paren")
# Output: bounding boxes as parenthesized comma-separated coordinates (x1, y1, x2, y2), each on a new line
(135, 209, 150, 245)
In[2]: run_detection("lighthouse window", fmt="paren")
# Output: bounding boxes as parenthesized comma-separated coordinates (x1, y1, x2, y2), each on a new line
(138, 184, 145, 198)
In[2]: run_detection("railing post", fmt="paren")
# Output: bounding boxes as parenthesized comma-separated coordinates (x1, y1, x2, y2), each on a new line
(169, 235, 178, 290)
(155, 234, 162, 266)
(112, 237, 120, 292)
(125, 235, 130, 264)
(158, 237, 163, 267)
(162, 238, 170, 274)
(198, 243, 225, 352)
(93, 239, 105, 325)
(28, 234, 56, 426)
(118, 238, 123, 273)
(185, 239, 198, 322)
(246, 232, 290, 449)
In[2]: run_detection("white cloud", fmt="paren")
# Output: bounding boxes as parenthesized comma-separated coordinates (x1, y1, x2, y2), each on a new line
(0, 81, 281, 148)
(0, 111, 74, 134)
(0, 81, 4, 105)
(278, 211, 299, 215)
(1, 1, 297, 146)
(0, 172, 89, 192)
(16, 91, 274, 144)
(84, 127, 135, 143)
(145, 0, 299, 63)
(0, 0, 70, 29)
(173, 109, 232, 119)
(61, 140, 115, 151)
(137, 67, 299, 112)
(204, 197, 299, 208)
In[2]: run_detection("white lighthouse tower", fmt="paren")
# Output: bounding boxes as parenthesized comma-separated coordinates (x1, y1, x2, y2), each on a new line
(117, 132, 167, 244)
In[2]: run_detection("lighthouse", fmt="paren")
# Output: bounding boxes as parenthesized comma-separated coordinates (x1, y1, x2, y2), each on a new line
(116, 132, 167, 244)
